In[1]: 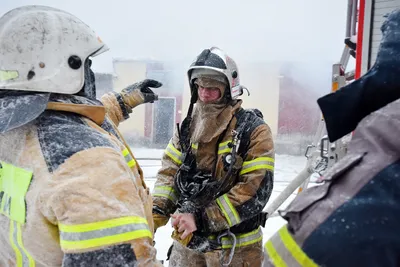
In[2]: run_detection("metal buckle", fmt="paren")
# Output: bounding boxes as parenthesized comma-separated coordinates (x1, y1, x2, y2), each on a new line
(217, 230, 237, 266)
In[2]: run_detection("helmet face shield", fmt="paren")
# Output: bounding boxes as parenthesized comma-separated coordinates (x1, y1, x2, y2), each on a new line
(91, 43, 109, 57)
(187, 47, 244, 101)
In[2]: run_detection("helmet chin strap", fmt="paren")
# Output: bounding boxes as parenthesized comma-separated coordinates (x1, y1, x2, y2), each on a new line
(243, 86, 250, 96)
(177, 90, 197, 152)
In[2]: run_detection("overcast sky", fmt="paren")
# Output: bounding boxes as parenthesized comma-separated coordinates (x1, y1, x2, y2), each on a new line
(1, 0, 350, 93)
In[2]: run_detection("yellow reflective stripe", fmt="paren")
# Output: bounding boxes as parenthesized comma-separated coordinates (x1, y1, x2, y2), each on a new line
(153, 186, 178, 203)
(165, 143, 182, 165)
(59, 216, 151, 251)
(219, 140, 232, 147)
(265, 225, 318, 267)
(221, 227, 263, 248)
(0, 161, 33, 224)
(0, 70, 19, 81)
(59, 216, 147, 233)
(9, 220, 35, 267)
(9, 221, 23, 267)
(243, 157, 275, 165)
(218, 140, 232, 154)
(122, 148, 136, 168)
(16, 223, 35, 266)
(191, 143, 198, 150)
(216, 197, 232, 226)
(216, 194, 240, 227)
(239, 234, 263, 247)
(122, 148, 129, 157)
(60, 229, 152, 251)
(265, 240, 288, 267)
(240, 157, 274, 175)
(127, 160, 136, 168)
(279, 225, 318, 267)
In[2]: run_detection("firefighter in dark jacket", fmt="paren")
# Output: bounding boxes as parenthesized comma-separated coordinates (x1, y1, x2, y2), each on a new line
(264, 9, 400, 267)
(152, 47, 275, 266)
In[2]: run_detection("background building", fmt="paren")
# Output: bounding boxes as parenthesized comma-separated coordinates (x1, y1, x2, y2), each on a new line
(97, 59, 321, 154)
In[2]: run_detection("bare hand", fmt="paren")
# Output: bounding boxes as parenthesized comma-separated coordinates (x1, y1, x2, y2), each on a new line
(171, 213, 197, 240)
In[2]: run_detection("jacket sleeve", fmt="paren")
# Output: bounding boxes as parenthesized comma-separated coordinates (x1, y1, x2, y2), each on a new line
(100, 92, 131, 127)
(152, 130, 181, 220)
(201, 123, 274, 232)
(40, 147, 162, 267)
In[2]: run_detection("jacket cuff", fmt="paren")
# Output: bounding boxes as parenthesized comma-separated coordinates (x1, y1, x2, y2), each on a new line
(113, 92, 130, 119)
(153, 205, 167, 216)
(193, 208, 208, 234)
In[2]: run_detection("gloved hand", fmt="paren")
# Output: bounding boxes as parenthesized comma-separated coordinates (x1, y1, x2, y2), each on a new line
(120, 79, 162, 112)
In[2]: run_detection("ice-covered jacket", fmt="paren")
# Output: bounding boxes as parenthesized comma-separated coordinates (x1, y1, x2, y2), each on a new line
(153, 100, 274, 248)
(0, 93, 161, 267)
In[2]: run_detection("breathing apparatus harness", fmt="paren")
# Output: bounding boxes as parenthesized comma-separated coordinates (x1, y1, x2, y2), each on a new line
(171, 89, 254, 265)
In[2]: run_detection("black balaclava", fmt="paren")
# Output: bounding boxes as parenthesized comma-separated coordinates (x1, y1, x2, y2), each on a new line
(76, 58, 96, 99)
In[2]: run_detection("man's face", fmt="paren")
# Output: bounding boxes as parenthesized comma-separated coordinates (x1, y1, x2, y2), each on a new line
(195, 77, 226, 104)
(198, 85, 222, 103)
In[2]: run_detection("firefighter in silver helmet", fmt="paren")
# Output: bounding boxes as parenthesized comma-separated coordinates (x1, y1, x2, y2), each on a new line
(152, 47, 275, 266)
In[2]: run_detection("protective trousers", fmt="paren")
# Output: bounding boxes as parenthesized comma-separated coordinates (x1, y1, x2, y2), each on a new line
(168, 240, 264, 267)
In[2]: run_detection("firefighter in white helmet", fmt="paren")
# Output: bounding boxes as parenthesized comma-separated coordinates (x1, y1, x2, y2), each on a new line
(152, 47, 275, 266)
(0, 5, 162, 267)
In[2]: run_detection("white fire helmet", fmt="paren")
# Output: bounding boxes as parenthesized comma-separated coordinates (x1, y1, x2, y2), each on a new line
(187, 47, 247, 100)
(0, 5, 109, 94)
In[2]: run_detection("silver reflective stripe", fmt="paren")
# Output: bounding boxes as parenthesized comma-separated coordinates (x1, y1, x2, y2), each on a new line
(59, 216, 152, 251)
(240, 157, 274, 175)
(243, 160, 273, 169)
(3, 193, 11, 215)
(122, 148, 136, 168)
(10, 220, 34, 267)
(124, 153, 135, 167)
(216, 194, 241, 227)
(221, 227, 263, 249)
(60, 223, 150, 242)
(153, 186, 178, 203)
(265, 225, 318, 267)
(165, 143, 183, 165)
(14, 222, 29, 267)
(266, 229, 301, 267)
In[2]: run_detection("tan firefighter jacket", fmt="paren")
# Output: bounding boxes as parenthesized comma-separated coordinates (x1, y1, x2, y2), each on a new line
(0, 93, 161, 267)
(153, 100, 275, 249)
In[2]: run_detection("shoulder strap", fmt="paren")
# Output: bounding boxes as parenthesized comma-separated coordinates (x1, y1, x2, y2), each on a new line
(235, 108, 265, 159)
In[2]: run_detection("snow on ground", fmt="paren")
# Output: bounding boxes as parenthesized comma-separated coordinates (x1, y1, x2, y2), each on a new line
(132, 148, 313, 265)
